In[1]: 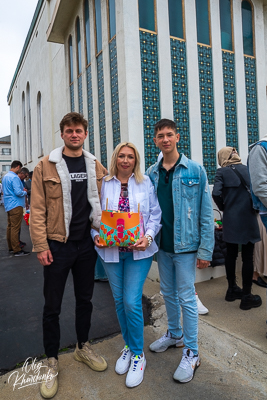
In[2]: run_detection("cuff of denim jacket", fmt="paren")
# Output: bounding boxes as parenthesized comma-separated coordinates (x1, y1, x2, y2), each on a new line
(196, 250, 212, 261)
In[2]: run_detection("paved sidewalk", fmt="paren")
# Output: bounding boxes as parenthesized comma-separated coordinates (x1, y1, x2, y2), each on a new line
(1, 205, 266, 399)
(0, 205, 120, 371)
(1, 275, 266, 399)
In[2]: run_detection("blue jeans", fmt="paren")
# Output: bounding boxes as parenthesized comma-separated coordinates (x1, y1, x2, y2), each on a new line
(157, 250, 198, 355)
(94, 256, 108, 280)
(100, 252, 152, 355)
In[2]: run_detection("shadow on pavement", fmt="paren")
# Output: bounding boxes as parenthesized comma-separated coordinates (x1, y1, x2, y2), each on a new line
(0, 205, 121, 372)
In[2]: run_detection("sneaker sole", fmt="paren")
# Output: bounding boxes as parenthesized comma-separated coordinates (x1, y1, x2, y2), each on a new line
(149, 342, 184, 353)
(115, 363, 131, 375)
(240, 299, 262, 310)
(198, 310, 209, 315)
(173, 359, 201, 383)
(40, 379, 58, 399)
(73, 351, 107, 371)
(125, 360, 146, 388)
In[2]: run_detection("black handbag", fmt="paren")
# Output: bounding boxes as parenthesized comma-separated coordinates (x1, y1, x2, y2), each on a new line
(211, 209, 227, 267)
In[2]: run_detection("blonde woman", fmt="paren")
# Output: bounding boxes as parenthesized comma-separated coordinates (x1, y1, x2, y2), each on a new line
(92, 142, 161, 388)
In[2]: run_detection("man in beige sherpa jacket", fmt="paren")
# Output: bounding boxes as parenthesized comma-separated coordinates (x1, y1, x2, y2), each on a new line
(30, 112, 108, 399)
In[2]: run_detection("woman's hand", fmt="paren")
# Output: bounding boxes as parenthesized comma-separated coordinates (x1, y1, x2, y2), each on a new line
(94, 235, 109, 248)
(129, 237, 149, 251)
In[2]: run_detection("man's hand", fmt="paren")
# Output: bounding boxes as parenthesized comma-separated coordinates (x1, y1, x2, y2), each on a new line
(37, 250, 54, 266)
(197, 259, 210, 269)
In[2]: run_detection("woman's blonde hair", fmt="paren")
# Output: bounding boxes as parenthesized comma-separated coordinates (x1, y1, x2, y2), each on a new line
(105, 142, 144, 183)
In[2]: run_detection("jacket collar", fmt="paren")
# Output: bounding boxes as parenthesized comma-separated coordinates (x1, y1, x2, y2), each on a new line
(153, 153, 188, 174)
(49, 146, 97, 163)
(108, 173, 135, 182)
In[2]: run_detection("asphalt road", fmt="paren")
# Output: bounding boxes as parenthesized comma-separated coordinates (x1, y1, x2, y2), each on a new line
(0, 205, 121, 372)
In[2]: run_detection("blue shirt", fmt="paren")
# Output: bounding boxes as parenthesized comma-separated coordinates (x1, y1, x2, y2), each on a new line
(2, 171, 27, 212)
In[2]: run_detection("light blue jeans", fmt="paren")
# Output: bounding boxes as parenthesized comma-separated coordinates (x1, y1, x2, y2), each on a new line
(157, 250, 198, 355)
(100, 252, 152, 355)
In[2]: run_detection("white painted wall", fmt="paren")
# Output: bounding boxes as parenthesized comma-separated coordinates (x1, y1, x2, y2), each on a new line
(184, 0, 203, 165)
(8, 0, 267, 177)
(210, 0, 226, 160)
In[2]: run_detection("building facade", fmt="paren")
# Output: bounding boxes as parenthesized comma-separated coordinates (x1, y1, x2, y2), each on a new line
(7, 0, 267, 181)
(0, 136, 11, 180)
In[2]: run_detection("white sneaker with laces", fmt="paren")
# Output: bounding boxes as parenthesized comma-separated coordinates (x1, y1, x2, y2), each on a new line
(173, 348, 200, 383)
(196, 294, 209, 315)
(125, 353, 146, 388)
(149, 330, 184, 352)
(115, 345, 133, 375)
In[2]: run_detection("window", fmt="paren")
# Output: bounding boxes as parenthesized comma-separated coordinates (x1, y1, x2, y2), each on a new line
(76, 18, 82, 75)
(2, 165, 11, 172)
(168, 0, 183, 39)
(219, 0, 233, 51)
(37, 92, 43, 156)
(195, 0, 210, 46)
(69, 35, 74, 83)
(26, 82, 32, 161)
(2, 148, 11, 155)
(94, 0, 102, 54)
(108, 0, 116, 40)
(22, 92, 27, 164)
(242, 0, 254, 56)
(84, 0, 91, 65)
(138, 0, 155, 32)
(17, 125, 20, 160)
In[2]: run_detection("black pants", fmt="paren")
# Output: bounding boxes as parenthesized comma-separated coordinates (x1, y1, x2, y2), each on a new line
(225, 242, 254, 294)
(43, 237, 97, 358)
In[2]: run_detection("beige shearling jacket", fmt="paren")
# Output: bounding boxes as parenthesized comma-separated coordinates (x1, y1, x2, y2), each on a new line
(30, 146, 107, 252)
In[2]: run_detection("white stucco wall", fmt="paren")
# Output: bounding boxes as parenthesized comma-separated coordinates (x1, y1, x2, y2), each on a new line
(8, 0, 267, 174)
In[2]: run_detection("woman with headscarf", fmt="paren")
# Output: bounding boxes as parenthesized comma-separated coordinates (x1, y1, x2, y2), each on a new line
(212, 147, 262, 310)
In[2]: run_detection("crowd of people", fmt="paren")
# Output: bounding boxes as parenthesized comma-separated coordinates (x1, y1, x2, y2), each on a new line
(1, 112, 266, 398)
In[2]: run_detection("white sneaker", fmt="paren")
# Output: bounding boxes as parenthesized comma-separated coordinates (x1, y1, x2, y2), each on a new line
(149, 331, 184, 353)
(115, 346, 133, 375)
(125, 353, 146, 388)
(196, 294, 209, 315)
(173, 348, 200, 383)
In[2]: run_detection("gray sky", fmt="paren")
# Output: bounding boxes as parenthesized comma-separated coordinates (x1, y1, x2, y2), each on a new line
(0, 0, 38, 138)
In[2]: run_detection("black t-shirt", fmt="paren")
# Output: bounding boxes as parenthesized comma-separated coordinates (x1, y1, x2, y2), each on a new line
(63, 154, 92, 240)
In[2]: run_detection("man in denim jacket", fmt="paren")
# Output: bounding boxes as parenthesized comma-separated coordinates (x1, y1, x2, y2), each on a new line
(146, 119, 214, 383)
(248, 134, 267, 231)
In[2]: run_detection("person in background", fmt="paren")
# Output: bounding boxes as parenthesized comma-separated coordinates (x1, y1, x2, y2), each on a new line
(212, 147, 261, 310)
(2, 160, 29, 256)
(248, 134, 267, 232)
(0, 181, 3, 205)
(24, 171, 33, 206)
(93, 142, 161, 388)
(94, 256, 108, 281)
(253, 214, 267, 288)
(18, 167, 29, 248)
(147, 119, 214, 384)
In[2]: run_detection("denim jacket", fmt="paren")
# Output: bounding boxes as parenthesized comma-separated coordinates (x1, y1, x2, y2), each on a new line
(146, 154, 214, 261)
